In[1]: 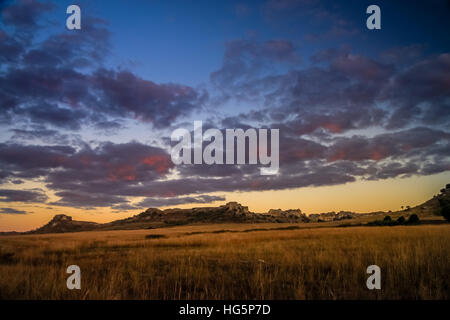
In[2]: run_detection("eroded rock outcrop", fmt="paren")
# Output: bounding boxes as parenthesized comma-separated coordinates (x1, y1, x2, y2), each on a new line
(30, 214, 100, 234)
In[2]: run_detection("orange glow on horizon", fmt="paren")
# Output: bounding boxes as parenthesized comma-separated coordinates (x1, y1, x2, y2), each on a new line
(1, 172, 449, 232)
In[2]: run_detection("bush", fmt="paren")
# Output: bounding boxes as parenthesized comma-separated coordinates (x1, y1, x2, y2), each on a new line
(407, 214, 420, 225)
(396, 216, 406, 224)
(438, 198, 450, 222)
(368, 214, 417, 227)
(145, 234, 166, 239)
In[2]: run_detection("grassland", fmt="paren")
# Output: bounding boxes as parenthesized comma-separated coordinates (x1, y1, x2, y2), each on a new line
(0, 222, 449, 299)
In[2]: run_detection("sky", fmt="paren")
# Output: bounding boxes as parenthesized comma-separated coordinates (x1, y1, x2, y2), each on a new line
(0, 0, 449, 231)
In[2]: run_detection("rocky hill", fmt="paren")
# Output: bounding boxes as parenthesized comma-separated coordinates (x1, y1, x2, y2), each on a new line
(5, 184, 447, 235)
(27, 201, 360, 234)
(308, 211, 354, 222)
(23, 202, 317, 234)
(105, 202, 310, 229)
(407, 184, 450, 216)
(30, 214, 100, 234)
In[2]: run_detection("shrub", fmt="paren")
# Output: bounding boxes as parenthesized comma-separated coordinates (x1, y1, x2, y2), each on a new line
(407, 214, 420, 225)
(368, 214, 419, 227)
(396, 216, 406, 224)
(0, 252, 15, 264)
(438, 198, 450, 222)
(145, 234, 166, 239)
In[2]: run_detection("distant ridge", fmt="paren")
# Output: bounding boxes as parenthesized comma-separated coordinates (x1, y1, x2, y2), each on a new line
(28, 202, 312, 234)
(23, 201, 349, 235)
(2, 185, 449, 235)
(32, 214, 100, 234)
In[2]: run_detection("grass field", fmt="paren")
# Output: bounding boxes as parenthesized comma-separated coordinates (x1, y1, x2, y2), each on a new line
(0, 222, 449, 299)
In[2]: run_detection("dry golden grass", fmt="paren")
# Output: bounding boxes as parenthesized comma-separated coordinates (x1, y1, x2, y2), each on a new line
(0, 223, 449, 299)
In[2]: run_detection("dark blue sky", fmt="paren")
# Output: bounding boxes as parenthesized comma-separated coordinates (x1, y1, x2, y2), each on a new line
(33, 0, 450, 85)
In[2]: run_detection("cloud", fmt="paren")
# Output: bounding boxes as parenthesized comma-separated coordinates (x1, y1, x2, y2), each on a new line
(379, 44, 425, 65)
(50, 191, 129, 208)
(0, 207, 27, 214)
(263, 0, 359, 42)
(154, 126, 449, 196)
(326, 127, 450, 162)
(92, 69, 207, 128)
(0, 143, 76, 172)
(9, 127, 80, 145)
(2, 123, 446, 209)
(20, 103, 89, 130)
(0, 1, 205, 131)
(110, 203, 141, 211)
(210, 39, 300, 102)
(0, 140, 174, 207)
(262, 0, 319, 21)
(135, 195, 226, 208)
(305, 25, 359, 42)
(384, 53, 450, 128)
(0, 188, 48, 203)
(211, 42, 450, 137)
(0, 30, 25, 63)
(1, 0, 54, 30)
(45, 142, 173, 208)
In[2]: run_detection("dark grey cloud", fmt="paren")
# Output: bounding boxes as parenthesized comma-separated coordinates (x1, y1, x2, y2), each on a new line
(384, 53, 450, 128)
(0, 188, 48, 203)
(1, 0, 53, 30)
(123, 168, 356, 197)
(20, 103, 88, 130)
(326, 127, 450, 162)
(110, 203, 141, 211)
(50, 191, 129, 208)
(262, 0, 359, 42)
(135, 195, 226, 209)
(211, 41, 450, 139)
(0, 126, 448, 209)
(210, 39, 300, 102)
(0, 30, 25, 63)
(305, 24, 359, 42)
(9, 127, 81, 145)
(0, 0, 206, 131)
(2, 141, 173, 208)
(0, 143, 76, 172)
(148, 126, 449, 197)
(0, 207, 27, 214)
(0, 141, 173, 208)
(91, 69, 207, 128)
(379, 44, 425, 65)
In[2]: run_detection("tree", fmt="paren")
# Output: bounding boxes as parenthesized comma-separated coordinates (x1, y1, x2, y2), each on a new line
(438, 198, 450, 222)
(396, 216, 406, 225)
(407, 214, 420, 225)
